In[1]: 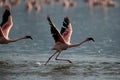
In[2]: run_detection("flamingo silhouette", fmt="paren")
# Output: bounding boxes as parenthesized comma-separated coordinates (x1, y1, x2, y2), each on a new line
(45, 16, 94, 65)
(0, 8, 32, 44)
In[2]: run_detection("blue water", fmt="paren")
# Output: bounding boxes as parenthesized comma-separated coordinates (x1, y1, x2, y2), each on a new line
(0, 0, 120, 80)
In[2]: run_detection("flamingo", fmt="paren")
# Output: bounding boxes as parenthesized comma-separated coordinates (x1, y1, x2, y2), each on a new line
(0, 0, 3, 7)
(45, 16, 95, 65)
(33, 0, 41, 14)
(63, 0, 70, 9)
(69, 0, 77, 7)
(11, 0, 21, 6)
(0, 8, 33, 44)
(3, 0, 11, 9)
(26, 0, 33, 13)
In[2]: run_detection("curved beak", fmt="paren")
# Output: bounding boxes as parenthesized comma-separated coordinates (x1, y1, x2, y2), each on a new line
(30, 37, 33, 40)
(87, 37, 95, 42)
(91, 38, 95, 42)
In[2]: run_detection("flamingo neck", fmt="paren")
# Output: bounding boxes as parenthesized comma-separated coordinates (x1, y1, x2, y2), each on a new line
(8, 37, 27, 43)
(68, 39, 88, 48)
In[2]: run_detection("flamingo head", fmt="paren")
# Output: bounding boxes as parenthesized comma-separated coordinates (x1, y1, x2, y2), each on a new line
(25, 36, 33, 40)
(86, 37, 95, 42)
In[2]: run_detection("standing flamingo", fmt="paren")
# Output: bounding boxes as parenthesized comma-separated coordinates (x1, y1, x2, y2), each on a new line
(0, 8, 33, 44)
(45, 16, 94, 65)
(26, 0, 33, 13)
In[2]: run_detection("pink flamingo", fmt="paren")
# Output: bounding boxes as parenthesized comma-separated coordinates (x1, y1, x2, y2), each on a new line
(26, 0, 33, 13)
(33, 0, 41, 13)
(45, 16, 94, 65)
(0, 8, 33, 44)
(3, 0, 11, 9)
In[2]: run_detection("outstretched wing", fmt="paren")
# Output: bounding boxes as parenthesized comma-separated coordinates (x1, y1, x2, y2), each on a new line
(60, 17, 72, 43)
(0, 8, 13, 39)
(47, 16, 65, 43)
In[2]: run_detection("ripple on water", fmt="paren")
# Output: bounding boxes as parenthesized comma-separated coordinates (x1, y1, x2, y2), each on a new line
(0, 61, 120, 77)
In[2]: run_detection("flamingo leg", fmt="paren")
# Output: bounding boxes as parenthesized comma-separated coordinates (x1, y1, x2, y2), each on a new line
(55, 52, 72, 63)
(44, 51, 58, 65)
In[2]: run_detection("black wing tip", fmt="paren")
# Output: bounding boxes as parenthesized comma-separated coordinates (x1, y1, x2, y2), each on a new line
(47, 15, 50, 20)
(0, 7, 11, 27)
(63, 16, 70, 27)
(64, 16, 69, 19)
(47, 15, 52, 24)
(4, 9, 11, 16)
(4, 6, 11, 17)
(5, 5, 11, 14)
(64, 16, 70, 23)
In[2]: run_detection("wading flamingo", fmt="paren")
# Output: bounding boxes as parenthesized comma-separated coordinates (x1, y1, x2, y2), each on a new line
(26, 0, 33, 13)
(0, 8, 33, 44)
(45, 16, 95, 65)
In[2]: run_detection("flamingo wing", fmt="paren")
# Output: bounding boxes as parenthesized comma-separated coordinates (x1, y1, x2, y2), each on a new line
(47, 16, 65, 43)
(0, 28, 5, 39)
(60, 17, 72, 43)
(0, 9, 13, 39)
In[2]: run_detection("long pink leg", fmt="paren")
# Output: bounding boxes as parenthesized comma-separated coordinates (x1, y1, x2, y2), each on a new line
(44, 51, 58, 65)
(55, 52, 72, 63)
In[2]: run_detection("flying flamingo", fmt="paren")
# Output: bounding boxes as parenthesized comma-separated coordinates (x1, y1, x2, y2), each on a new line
(45, 16, 94, 65)
(0, 8, 33, 44)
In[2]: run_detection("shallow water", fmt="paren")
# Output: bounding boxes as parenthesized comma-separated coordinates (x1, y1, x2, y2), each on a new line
(0, 60, 120, 80)
(0, 0, 120, 80)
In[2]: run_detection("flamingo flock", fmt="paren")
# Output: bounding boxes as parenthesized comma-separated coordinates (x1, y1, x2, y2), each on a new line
(0, 0, 117, 14)
(0, 0, 77, 14)
(1, 0, 118, 65)
(84, 0, 118, 13)
(0, 5, 95, 65)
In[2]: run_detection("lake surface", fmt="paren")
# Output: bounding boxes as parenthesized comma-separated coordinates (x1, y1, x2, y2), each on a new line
(0, 0, 120, 80)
